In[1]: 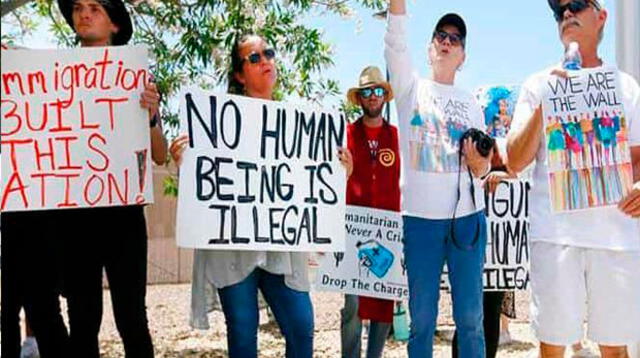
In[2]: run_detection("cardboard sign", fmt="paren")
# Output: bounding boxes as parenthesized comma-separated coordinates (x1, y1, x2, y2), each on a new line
(176, 89, 346, 252)
(1, 46, 154, 211)
(314, 206, 407, 300)
(541, 67, 633, 212)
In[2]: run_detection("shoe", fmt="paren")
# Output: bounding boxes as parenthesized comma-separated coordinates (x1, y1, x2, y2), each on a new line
(498, 331, 512, 346)
(572, 346, 598, 358)
(20, 337, 40, 358)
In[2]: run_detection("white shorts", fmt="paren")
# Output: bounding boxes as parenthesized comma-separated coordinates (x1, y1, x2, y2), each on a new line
(530, 241, 640, 346)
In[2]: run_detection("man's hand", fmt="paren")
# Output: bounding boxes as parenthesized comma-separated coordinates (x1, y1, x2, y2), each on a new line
(140, 81, 160, 120)
(618, 182, 640, 218)
(338, 147, 354, 178)
(463, 138, 492, 178)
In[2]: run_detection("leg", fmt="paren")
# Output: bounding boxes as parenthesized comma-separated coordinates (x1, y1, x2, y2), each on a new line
(403, 216, 447, 358)
(365, 320, 391, 358)
(530, 242, 585, 357)
(218, 270, 260, 358)
(19, 212, 69, 358)
(599, 346, 629, 358)
(1, 213, 23, 358)
(483, 291, 505, 358)
(586, 249, 640, 350)
(259, 270, 314, 358)
(341, 294, 362, 358)
(105, 208, 154, 358)
(63, 211, 105, 358)
(540, 343, 566, 358)
(446, 212, 487, 358)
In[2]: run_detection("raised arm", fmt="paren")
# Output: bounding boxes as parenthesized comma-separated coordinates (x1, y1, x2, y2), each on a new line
(384, 0, 417, 104)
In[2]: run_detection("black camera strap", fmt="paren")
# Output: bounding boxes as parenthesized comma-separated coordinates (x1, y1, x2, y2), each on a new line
(449, 149, 482, 251)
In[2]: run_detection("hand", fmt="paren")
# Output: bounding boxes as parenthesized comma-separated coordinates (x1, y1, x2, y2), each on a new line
(140, 81, 161, 121)
(169, 134, 189, 166)
(618, 182, 640, 218)
(550, 67, 569, 79)
(337, 147, 354, 178)
(483, 171, 510, 194)
(462, 138, 492, 178)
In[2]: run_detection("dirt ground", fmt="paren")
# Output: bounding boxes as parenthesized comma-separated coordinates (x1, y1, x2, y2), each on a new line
(89, 284, 601, 358)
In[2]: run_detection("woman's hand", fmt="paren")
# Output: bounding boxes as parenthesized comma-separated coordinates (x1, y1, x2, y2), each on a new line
(483, 171, 511, 194)
(169, 134, 189, 166)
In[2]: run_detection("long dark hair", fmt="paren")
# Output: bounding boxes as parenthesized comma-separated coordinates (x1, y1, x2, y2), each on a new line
(228, 33, 270, 95)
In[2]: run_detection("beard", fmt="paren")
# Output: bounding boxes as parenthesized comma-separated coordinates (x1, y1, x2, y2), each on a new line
(362, 103, 384, 118)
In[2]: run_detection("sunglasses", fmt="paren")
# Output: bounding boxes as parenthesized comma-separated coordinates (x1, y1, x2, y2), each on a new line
(359, 87, 386, 99)
(432, 30, 465, 47)
(243, 48, 276, 65)
(552, 0, 600, 22)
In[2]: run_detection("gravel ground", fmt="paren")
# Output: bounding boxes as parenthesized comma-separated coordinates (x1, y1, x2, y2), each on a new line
(86, 284, 599, 358)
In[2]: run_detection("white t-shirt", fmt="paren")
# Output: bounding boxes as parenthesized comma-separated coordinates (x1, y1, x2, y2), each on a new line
(511, 65, 640, 251)
(385, 14, 485, 220)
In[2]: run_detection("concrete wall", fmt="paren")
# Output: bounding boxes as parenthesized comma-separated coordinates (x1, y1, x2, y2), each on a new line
(144, 164, 193, 285)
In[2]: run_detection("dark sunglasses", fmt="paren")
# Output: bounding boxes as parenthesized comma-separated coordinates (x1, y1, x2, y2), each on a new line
(552, 0, 600, 22)
(243, 48, 276, 64)
(432, 30, 464, 47)
(359, 87, 386, 99)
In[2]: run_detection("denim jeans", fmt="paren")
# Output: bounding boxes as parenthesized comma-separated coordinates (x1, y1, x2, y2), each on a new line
(341, 294, 391, 358)
(403, 211, 487, 358)
(217, 268, 314, 358)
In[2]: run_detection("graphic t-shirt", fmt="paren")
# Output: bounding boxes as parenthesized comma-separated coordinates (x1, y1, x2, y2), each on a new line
(510, 65, 640, 250)
(385, 14, 486, 219)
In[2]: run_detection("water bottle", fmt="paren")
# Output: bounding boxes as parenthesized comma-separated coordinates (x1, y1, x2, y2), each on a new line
(393, 302, 410, 341)
(356, 240, 394, 278)
(563, 41, 582, 70)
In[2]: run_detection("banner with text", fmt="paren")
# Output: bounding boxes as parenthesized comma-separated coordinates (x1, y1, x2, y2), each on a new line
(541, 67, 632, 213)
(176, 89, 346, 252)
(441, 179, 531, 291)
(314, 206, 407, 300)
(1, 46, 153, 212)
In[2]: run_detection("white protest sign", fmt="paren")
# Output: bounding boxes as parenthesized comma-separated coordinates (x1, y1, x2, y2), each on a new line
(541, 67, 632, 213)
(176, 89, 346, 252)
(1, 46, 154, 212)
(441, 179, 531, 291)
(314, 206, 407, 300)
(481, 179, 530, 290)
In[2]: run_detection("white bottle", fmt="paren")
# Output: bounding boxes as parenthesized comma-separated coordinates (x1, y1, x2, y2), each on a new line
(563, 41, 582, 70)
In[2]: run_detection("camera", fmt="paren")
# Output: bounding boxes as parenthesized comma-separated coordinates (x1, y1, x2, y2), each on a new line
(459, 128, 495, 158)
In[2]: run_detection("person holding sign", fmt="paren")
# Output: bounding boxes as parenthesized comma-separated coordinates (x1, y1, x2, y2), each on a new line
(170, 33, 353, 358)
(507, 1, 640, 357)
(340, 66, 400, 358)
(51, 0, 167, 357)
(385, 1, 494, 357)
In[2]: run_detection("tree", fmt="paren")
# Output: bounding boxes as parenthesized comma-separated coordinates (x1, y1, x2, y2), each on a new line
(2, 0, 383, 193)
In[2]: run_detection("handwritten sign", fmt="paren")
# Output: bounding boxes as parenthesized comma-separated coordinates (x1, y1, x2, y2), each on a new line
(176, 89, 346, 252)
(314, 206, 407, 300)
(542, 67, 632, 212)
(1, 46, 154, 212)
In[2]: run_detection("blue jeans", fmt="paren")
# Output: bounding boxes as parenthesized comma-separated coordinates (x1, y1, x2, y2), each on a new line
(341, 294, 391, 358)
(217, 268, 314, 358)
(403, 212, 487, 358)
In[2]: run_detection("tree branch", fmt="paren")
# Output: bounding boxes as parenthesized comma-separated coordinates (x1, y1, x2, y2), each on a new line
(1, 0, 34, 18)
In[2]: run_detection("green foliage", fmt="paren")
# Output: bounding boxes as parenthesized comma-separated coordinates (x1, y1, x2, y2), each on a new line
(1, 0, 386, 195)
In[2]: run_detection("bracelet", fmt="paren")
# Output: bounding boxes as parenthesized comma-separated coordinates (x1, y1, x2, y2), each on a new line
(149, 113, 158, 128)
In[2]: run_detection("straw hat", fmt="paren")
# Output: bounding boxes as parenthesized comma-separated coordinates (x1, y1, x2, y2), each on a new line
(346, 66, 394, 105)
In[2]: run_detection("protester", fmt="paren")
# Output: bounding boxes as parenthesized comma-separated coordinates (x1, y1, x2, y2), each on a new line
(507, 1, 640, 357)
(54, 0, 167, 356)
(385, 0, 493, 356)
(341, 65, 400, 358)
(170, 33, 353, 358)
